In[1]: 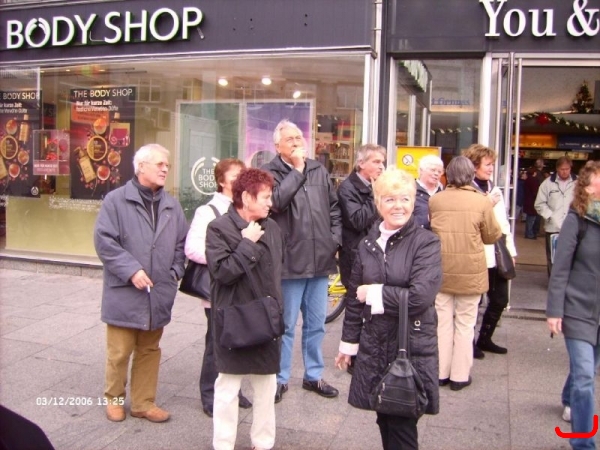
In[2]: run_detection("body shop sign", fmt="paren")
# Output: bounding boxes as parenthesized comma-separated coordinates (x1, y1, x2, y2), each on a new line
(4, 7, 203, 50)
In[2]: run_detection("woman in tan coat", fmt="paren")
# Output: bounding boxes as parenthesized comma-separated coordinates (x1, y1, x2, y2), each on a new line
(429, 156, 501, 391)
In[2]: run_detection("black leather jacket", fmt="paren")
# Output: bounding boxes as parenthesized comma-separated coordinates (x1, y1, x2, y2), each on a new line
(262, 156, 342, 279)
(337, 171, 379, 286)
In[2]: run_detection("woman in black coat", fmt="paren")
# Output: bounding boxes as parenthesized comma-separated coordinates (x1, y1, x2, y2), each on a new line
(335, 168, 443, 450)
(206, 168, 283, 450)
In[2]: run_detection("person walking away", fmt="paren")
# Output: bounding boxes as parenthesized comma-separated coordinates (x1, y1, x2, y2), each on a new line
(535, 156, 577, 276)
(429, 156, 502, 391)
(184, 158, 251, 418)
(335, 168, 442, 450)
(262, 119, 342, 402)
(413, 154, 445, 229)
(523, 166, 541, 239)
(337, 144, 386, 374)
(463, 144, 517, 356)
(94, 143, 188, 423)
(206, 168, 283, 450)
(546, 160, 600, 450)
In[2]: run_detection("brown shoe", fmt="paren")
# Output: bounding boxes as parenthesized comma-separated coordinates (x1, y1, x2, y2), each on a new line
(106, 404, 126, 422)
(131, 406, 170, 423)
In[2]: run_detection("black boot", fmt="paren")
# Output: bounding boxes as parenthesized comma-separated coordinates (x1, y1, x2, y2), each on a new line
(477, 323, 507, 354)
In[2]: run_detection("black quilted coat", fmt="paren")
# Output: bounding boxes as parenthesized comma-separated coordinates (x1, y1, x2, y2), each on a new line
(341, 216, 442, 415)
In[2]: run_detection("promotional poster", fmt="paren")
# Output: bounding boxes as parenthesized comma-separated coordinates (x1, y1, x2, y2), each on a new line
(69, 87, 136, 200)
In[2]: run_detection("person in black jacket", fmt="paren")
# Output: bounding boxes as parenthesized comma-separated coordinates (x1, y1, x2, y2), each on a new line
(336, 167, 442, 450)
(413, 154, 444, 229)
(262, 119, 342, 403)
(338, 143, 386, 293)
(206, 168, 284, 450)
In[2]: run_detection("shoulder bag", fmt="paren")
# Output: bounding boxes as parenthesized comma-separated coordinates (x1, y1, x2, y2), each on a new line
(215, 252, 284, 349)
(494, 234, 516, 280)
(179, 205, 220, 299)
(370, 290, 428, 419)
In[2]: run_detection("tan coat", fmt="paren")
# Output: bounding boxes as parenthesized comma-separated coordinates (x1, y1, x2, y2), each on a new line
(429, 186, 502, 295)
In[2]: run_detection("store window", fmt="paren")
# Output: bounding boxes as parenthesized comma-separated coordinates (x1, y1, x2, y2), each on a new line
(0, 54, 366, 259)
(395, 59, 481, 169)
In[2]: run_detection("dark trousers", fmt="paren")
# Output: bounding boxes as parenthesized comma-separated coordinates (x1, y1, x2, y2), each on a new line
(481, 267, 509, 329)
(376, 412, 419, 450)
(200, 308, 218, 408)
(525, 214, 540, 238)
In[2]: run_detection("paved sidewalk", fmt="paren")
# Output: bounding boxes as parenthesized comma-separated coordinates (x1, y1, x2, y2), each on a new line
(0, 266, 597, 450)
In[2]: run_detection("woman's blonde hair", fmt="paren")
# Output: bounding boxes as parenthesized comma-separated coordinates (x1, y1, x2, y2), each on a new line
(462, 143, 496, 168)
(373, 167, 416, 206)
(571, 160, 600, 217)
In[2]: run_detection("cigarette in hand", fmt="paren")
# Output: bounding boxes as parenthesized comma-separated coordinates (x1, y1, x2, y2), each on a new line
(146, 285, 151, 293)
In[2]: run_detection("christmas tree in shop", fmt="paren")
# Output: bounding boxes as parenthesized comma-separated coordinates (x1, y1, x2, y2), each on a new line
(571, 81, 594, 114)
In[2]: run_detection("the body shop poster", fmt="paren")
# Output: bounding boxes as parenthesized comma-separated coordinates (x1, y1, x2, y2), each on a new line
(69, 87, 136, 200)
(0, 90, 40, 197)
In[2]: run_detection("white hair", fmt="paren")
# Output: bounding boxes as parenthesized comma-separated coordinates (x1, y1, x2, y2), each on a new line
(273, 119, 302, 145)
(133, 143, 170, 175)
(418, 154, 444, 171)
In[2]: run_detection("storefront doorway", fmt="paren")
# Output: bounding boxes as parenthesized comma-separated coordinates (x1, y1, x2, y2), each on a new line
(489, 55, 600, 235)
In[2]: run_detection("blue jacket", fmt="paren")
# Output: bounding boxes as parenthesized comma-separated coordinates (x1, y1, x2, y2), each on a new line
(94, 180, 188, 330)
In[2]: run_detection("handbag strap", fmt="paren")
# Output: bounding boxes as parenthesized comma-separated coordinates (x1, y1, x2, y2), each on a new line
(208, 204, 221, 218)
(397, 290, 410, 358)
(231, 251, 263, 300)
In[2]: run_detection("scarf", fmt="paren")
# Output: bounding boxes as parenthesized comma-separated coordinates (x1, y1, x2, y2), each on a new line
(585, 199, 600, 225)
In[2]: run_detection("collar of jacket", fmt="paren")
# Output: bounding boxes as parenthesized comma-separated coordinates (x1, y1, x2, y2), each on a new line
(124, 179, 170, 209)
(226, 204, 269, 232)
(348, 171, 373, 194)
(550, 172, 577, 183)
(364, 215, 417, 248)
(447, 185, 481, 195)
(270, 154, 321, 175)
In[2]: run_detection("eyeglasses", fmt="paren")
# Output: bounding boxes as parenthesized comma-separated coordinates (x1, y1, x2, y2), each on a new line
(283, 136, 303, 145)
(144, 161, 171, 170)
(426, 167, 444, 175)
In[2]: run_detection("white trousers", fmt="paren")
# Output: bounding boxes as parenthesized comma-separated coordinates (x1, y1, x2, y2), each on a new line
(213, 373, 277, 450)
(436, 292, 481, 382)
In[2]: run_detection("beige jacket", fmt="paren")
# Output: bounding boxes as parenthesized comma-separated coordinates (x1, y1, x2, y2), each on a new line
(429, 186, 502, 295)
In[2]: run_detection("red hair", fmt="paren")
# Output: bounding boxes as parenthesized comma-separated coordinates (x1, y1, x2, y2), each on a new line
(232, 168, 274, 208)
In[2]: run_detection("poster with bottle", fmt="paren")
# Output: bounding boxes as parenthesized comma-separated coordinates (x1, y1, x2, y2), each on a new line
(69, 87, 136, 200)
(0, 90, 41, 197)
(33, 129, 70, 176)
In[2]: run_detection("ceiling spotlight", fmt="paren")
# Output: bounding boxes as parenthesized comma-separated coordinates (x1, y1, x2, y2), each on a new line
(218, 77, 228, 87)
(292, 90, 302, 99)
(261, 76, 272, 86)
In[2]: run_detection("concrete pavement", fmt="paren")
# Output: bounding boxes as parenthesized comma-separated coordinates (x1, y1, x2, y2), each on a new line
(0, 248, 598, 449)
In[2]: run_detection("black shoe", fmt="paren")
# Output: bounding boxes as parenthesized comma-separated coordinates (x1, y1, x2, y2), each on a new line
(474, 345, 486, 360)
(302, 379, 339, 398)
(477, 340, 507, 354)
(202, 405, 213, 418)
(238, 394, 252, 409)
(450, 376, 472, 391)
(274, 383, 288, 404)
(439, 378, 450, 387)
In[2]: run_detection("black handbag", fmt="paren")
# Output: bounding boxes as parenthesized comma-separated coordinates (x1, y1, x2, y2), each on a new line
(215, 252, 284, 349)
(370, 291, 428, 419)
(494, 234, 516, 280)
(179, 205, 220, 299)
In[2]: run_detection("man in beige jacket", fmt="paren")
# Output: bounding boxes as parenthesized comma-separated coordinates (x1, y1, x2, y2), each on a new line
(429, 156, 501, 391)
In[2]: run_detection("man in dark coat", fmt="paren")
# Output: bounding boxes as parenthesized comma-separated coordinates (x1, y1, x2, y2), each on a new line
(338, 143, 386, 289)
(413, 154, 444, 229)
(94, 143, 188, 423)
(262, 119, 342, 402)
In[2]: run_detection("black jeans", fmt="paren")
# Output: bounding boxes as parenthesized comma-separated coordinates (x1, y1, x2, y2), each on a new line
(481, 267, 509, 328)
(376, 412, 419, 450)
(200, 308, 217, 408)
(545, 232, 554, 277)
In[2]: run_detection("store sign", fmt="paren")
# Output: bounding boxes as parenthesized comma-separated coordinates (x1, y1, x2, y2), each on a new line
(5, 6, 203, 49)
(481, 0, 599, 38)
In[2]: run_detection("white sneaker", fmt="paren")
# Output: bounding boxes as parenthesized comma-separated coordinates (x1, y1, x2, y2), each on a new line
(562, 406, 571, 422)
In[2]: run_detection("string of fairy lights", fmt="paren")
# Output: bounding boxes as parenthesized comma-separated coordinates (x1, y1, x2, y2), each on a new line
(429, 112, 599, 135)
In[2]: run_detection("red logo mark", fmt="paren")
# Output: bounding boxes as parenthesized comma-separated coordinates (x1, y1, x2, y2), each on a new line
(555, 415, 599, 439)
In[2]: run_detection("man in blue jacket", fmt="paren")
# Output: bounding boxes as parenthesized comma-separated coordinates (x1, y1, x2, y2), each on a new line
(94, 143, 188, 423)
(262, 120, 342, 403)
